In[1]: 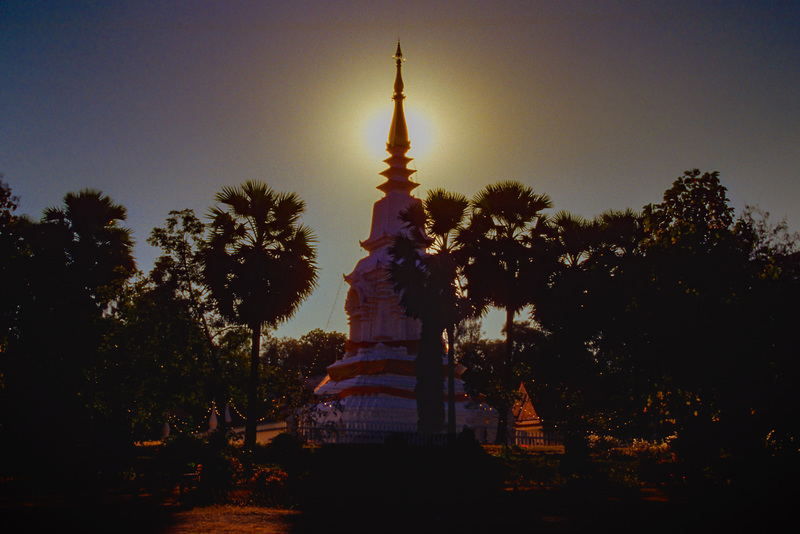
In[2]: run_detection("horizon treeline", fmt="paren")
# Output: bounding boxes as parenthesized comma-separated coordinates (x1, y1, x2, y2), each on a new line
(1, 169, 799, 470)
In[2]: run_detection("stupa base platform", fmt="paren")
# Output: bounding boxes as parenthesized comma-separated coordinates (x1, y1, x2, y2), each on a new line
(301, 393, 497, 444)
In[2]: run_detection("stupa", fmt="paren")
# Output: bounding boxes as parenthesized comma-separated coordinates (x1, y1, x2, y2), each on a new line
(311, 43, 496, 441)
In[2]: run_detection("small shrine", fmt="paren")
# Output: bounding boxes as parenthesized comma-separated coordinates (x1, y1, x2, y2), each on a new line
(310, 43, 496, 442)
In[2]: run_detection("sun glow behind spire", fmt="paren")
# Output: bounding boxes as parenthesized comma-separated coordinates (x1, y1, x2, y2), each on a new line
(363, 103, 435, 163)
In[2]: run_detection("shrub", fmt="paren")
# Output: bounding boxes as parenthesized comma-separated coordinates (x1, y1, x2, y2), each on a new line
(250, 465, 290, 505)
(587, 434, 621, 453)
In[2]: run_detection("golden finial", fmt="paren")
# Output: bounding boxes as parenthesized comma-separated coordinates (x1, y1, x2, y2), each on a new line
(388, 40, 409, 149)
(392, 40, 405, 97)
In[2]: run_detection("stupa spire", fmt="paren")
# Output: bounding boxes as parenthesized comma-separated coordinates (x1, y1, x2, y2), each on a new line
(388, 40, 410, 149)
(378, 41, 417, 196)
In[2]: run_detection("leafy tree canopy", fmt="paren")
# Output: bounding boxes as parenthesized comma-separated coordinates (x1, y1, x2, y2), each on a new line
(643, 169, 734, 250)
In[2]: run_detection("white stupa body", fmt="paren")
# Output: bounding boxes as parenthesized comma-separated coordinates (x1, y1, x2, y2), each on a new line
(311, 44, 496, 441)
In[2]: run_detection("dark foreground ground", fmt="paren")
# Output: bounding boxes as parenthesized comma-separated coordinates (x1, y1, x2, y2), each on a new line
(2, 479, 794, 533)
(2, 443, 797, 533)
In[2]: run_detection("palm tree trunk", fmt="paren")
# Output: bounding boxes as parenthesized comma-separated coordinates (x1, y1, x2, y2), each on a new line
(245, 322, 261, 450)
(495, 305, 515, 445)
(446, 324, 457, 440)
(416, 319, 445, 436)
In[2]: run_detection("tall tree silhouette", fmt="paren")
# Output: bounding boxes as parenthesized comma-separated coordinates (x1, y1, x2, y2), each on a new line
(389, 189, 470, 438)
(3, 189, 135, 466)
(0, 179, 21, 353)
(41, 189, 136, 418)
(148, 209, 232, 428)
(638, 170, 752, 459)
(203, 181, 318, 450)
(459, 181, 552, 444)
(533, 209, 645, 440)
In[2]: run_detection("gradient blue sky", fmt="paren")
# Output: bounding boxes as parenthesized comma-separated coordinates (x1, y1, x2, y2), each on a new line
(2, 1, 799, 340)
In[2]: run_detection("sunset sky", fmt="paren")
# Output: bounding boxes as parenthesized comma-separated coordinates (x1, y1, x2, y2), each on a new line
(2, 1, 799, 340)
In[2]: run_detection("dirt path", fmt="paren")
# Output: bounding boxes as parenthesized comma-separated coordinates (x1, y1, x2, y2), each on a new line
(162, 505, 300, 534)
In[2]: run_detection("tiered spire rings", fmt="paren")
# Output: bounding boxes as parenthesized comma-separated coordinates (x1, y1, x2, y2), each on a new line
(380, 40, 417, 194)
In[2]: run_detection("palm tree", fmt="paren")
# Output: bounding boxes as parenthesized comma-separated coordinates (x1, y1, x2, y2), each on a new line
(595, 208, 644, 259)
(551, 211, 593, 269)
(389, 189, 470, 439)
(43, 189, 136, 308)
(41, 189, 136, 420)
(459, 181, 552, 444)
(203, 181, 318, 450)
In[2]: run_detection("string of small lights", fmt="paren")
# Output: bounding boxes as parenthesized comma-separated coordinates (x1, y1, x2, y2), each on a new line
(162, 399, 277, 437)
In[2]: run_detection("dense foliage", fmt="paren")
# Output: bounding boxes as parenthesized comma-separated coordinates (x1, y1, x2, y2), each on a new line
(388, 170, 800, 465)
(1, 187, 137, 470)
(2, 167, 798, 477)
(0, 180, 330, 472)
